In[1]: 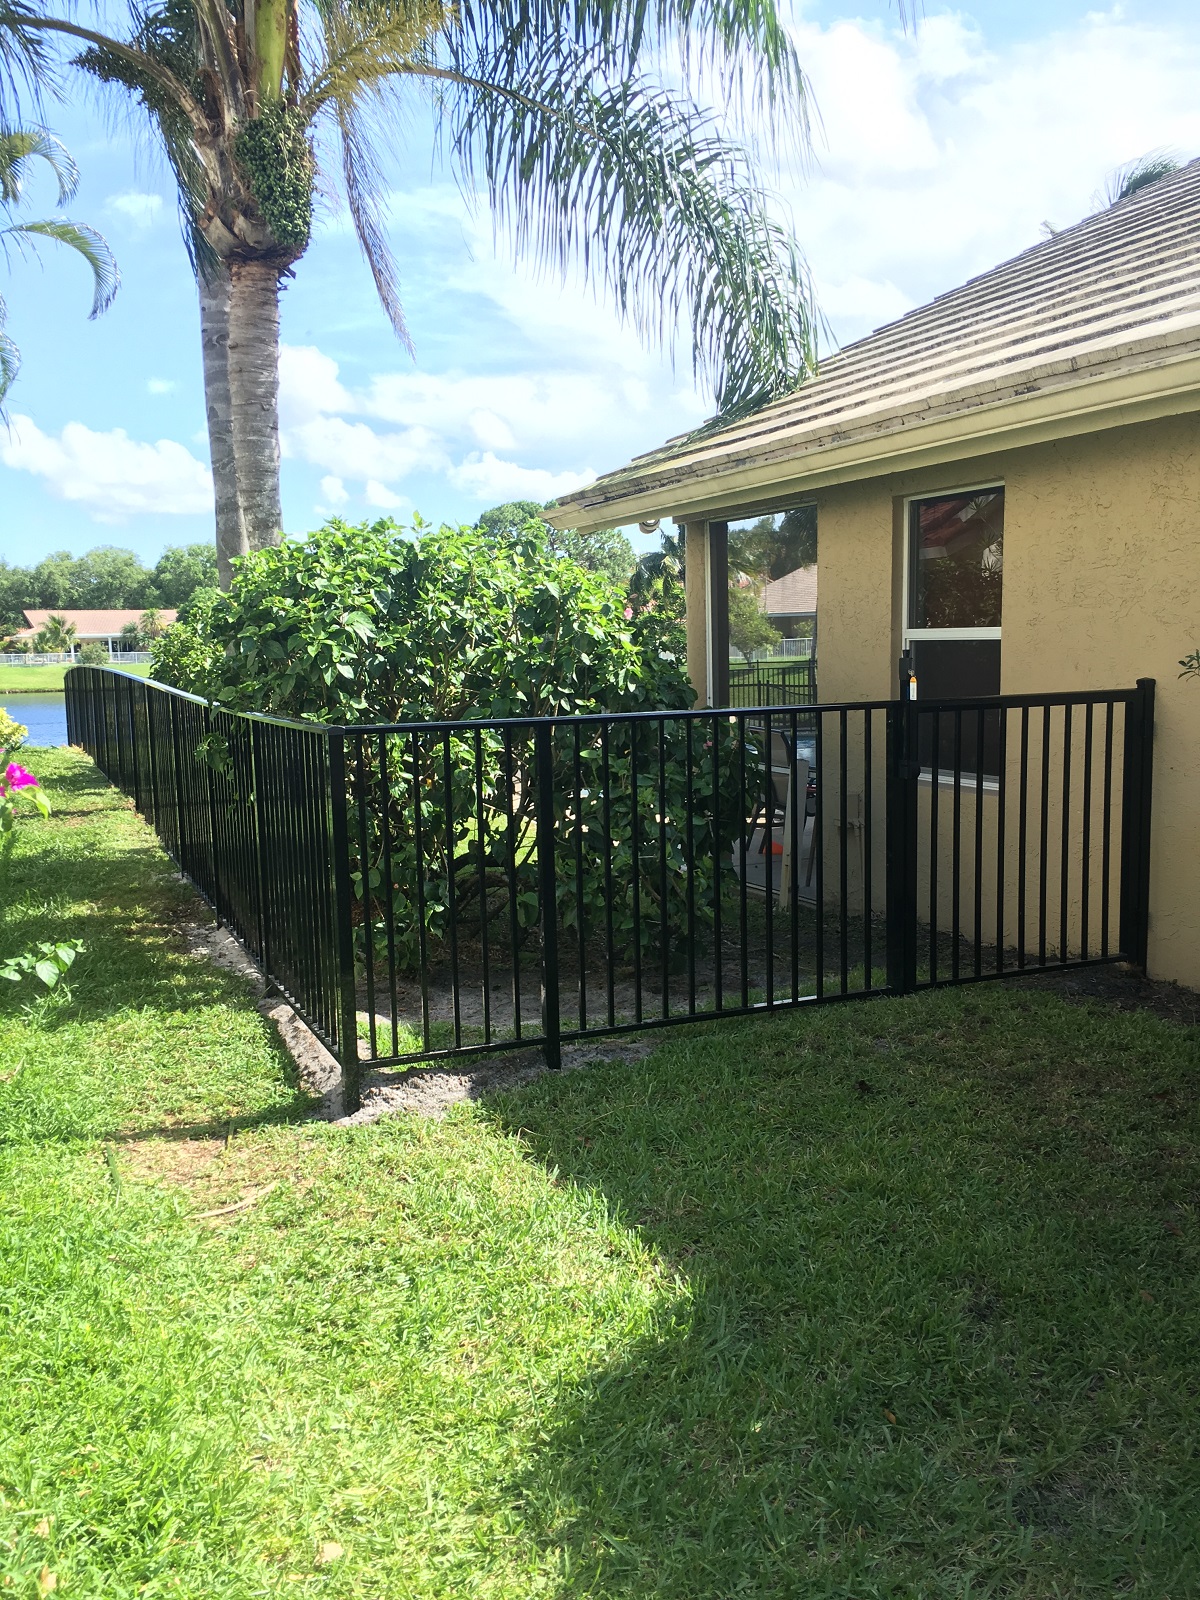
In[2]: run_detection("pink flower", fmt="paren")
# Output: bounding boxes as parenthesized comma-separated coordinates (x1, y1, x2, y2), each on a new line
(623, 606, 633, 620)
(4, 763, 38, 790)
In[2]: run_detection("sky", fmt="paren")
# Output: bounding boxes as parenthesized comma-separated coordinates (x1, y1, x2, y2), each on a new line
(2, 0, 1200, 567)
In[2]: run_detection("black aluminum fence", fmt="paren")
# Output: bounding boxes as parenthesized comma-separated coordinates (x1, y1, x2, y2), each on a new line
(65, 669, 1154, 1112)
(728, 659, 816, 707)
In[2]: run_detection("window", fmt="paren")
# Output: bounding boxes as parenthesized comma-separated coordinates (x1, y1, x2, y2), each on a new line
(908, 489, 1003, 632)
(905, 487, 1003, 774)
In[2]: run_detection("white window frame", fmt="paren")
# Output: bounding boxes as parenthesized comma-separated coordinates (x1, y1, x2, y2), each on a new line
(901, 481, 1004, 650)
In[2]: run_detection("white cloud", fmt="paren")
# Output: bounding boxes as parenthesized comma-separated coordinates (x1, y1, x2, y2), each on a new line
(147, 378, 175, 395)
(361, 369, 667, 460)
(278, 344, 354, 427)
(1, 414, 212, 521)
(364, 480, 407, 510)
(106, 191, 164, 229)
(447, 452, 594, 505)
(787, 8, 1200, 345)
(278, 345, 607, 506)
(284, 414, 444, 483)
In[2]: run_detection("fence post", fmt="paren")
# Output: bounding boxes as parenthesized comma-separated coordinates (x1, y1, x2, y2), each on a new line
(143, 681, 161, 828)
(169, 692, 187, 874)
(885, 694, 919, 995)
(534, 721, 562, 1071)
(201, 703, 220, 908)
(128, 678, 143, 811)
(328, 730, 362, 1113)
(1119, 678, 1155, 972)
(248, 720, 271, 980)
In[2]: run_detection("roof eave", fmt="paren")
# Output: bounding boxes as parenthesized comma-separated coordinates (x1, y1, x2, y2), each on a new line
(547, 344, 1200, 532)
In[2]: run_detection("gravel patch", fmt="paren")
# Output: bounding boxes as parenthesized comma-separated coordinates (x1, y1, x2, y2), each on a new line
(344, 1037, 656, 1125)
(183, 915, 654, 1124)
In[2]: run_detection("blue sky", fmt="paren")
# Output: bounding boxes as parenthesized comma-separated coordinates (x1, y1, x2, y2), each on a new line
(3, 0, 1200, 566)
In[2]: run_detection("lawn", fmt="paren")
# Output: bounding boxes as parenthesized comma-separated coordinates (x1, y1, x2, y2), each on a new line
(2, 748, 1198, 1597)
(0, 663, 151, 692)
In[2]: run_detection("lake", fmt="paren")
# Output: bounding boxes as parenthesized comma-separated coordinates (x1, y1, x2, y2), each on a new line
(3, 694, 68, 747)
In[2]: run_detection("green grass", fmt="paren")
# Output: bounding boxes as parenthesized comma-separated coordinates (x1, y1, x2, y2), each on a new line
(0, 664, 151, 692)
(2, 749, 1199, 1597)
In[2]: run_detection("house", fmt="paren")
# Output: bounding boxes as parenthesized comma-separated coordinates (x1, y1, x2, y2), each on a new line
(759, 564, 817, 651)
(549, 160, 1200, 989)
(14, 608, 177, 655)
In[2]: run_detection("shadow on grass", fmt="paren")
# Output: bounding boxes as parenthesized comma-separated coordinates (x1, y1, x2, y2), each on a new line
(487, 996, 1200, 1597)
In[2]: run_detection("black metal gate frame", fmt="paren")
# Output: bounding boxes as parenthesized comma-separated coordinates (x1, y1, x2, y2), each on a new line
(64, 669, 1155, 1114)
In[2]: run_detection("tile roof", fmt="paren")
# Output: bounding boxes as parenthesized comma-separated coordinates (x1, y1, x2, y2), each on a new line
(18, 608, 178, 637)
(551, 160, 1200, 530)
(760, 565, 817, 615)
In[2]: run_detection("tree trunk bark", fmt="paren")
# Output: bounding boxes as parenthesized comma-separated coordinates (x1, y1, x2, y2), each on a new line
(198, 265, 247, 590)
(226, 258, 284, 555)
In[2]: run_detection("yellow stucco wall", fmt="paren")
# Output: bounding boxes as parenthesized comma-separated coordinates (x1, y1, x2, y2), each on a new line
(814, 412, 1200, 988)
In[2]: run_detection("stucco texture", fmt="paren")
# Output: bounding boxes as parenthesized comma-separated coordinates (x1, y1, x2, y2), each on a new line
(815, 413, 1200, 988)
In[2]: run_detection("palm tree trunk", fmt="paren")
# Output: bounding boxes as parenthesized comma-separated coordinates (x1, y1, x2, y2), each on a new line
(198, 265, 247, 590)
(227, 258, 284, 554)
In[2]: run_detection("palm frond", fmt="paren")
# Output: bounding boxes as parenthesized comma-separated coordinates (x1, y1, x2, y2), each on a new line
(0, 306, 17, 401)
(0, 123, 77, 203)
(329, 94, 413, 352)
(190, 0, 244, 121)
(75, 0, 212, 274)
(12, 8, 204, 124)
(0, 0, 52, 118)
(301, 0, 449, 118)
(4, 216, 119, 314)
(446, 0, 807, 131)
(441, 54, 814, 413)
(1105, 151, 1179, 207)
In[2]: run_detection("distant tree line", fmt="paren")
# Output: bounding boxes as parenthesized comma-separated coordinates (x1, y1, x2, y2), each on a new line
(0, 544, 218, 636)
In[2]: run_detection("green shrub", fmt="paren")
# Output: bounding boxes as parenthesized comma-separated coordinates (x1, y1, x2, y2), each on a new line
(0, 707, 27, 750)
(153, 516, 690, 721)
(78, 642, 108, 666)
(150, 588, 224, 695)
(152, 516, 745, 971)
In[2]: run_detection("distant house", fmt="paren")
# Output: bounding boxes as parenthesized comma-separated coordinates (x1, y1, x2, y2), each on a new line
(550, 160, 1200, 990)
(14, 609, 177, 655)
(759, 565, 817, 646)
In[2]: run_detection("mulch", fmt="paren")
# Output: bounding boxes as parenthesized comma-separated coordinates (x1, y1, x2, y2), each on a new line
(1011, 962, 1200, 1029)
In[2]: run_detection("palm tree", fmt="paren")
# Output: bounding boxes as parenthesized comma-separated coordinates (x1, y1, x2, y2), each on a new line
(0, 125, 118, 400)
(33, 612, 77, 654)
(1, 0, 815, 585)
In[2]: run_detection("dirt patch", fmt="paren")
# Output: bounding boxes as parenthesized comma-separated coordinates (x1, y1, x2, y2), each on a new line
(1012, 963, 1200, 1029)
(116, 1126, 317, 1219)
(121, 1135, 227, 1188)
(345, 1036, 657, 1124)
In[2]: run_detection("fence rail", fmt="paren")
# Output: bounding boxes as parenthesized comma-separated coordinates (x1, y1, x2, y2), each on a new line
(65, 668, 1154, 1112)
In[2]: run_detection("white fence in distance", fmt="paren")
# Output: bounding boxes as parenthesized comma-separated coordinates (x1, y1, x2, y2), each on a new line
(0, 651, 154, 667)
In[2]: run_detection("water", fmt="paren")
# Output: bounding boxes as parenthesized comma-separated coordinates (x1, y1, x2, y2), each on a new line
(3, 694, 68, 747)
